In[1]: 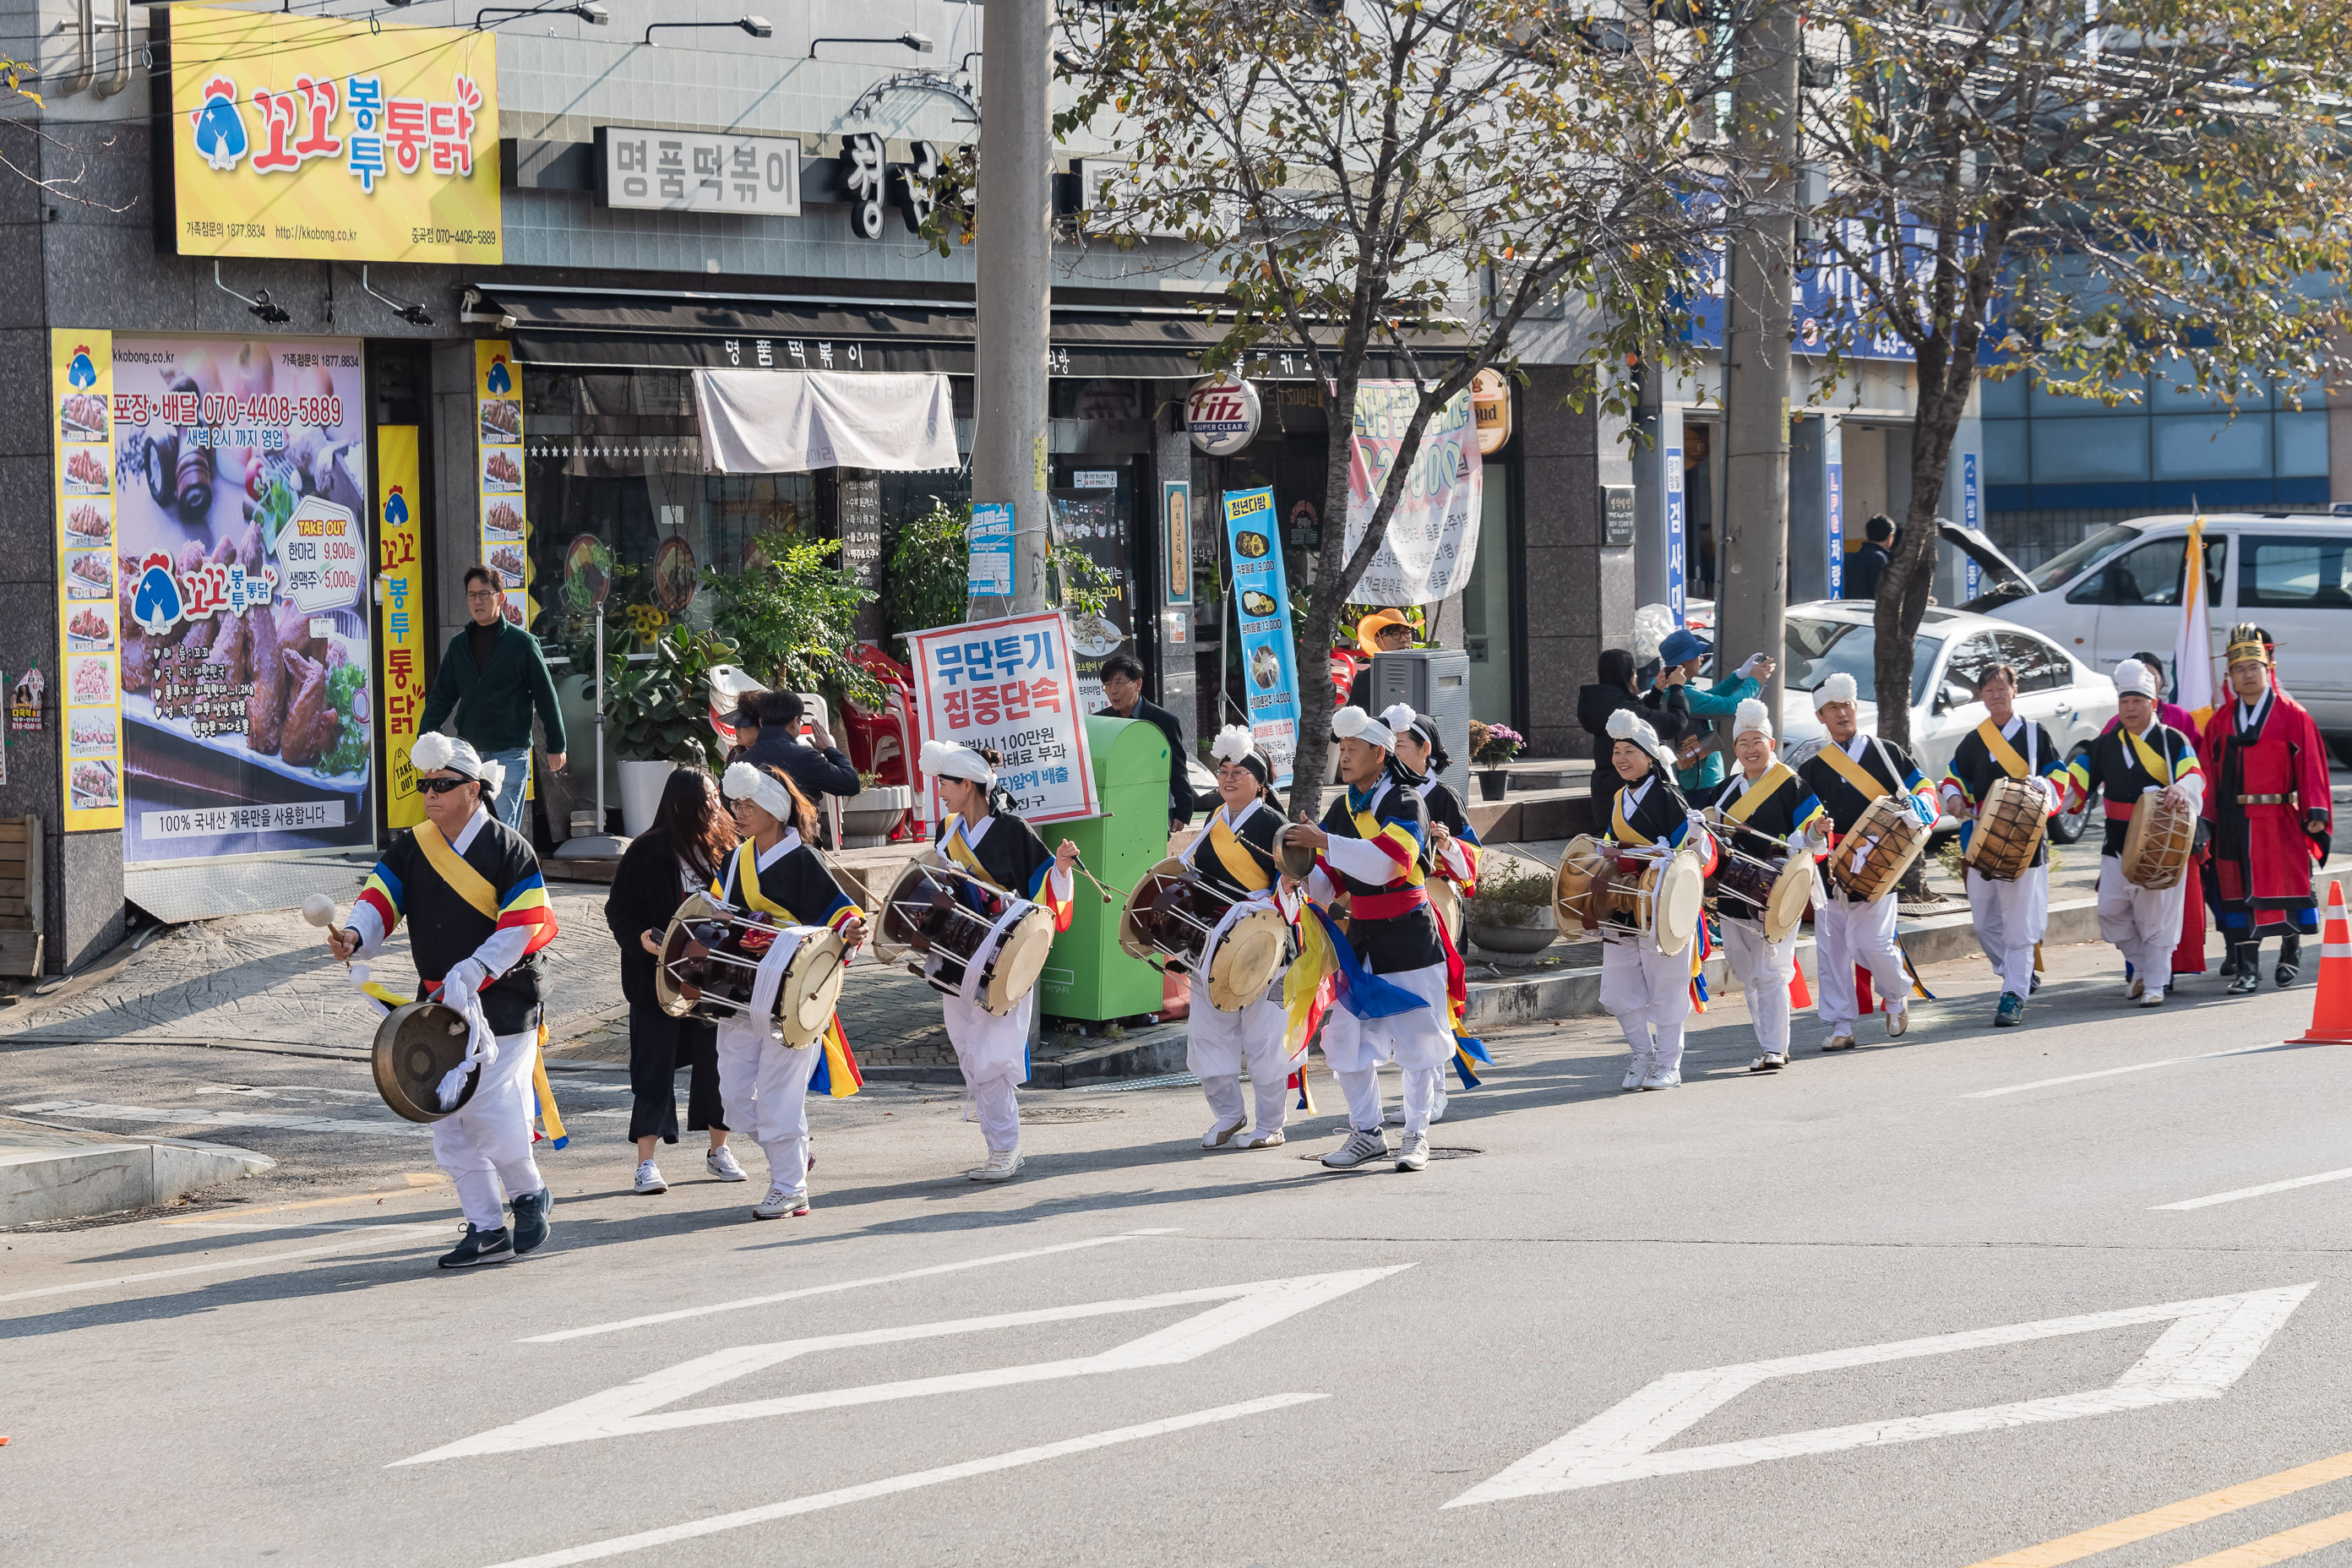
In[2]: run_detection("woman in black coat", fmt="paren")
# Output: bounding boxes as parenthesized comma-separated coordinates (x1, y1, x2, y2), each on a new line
(1577, 649, 1693, 818)
(606, 767, 739, 1195)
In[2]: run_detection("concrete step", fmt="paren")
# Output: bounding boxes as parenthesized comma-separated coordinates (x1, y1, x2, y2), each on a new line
(1, 1118, 274, 1227)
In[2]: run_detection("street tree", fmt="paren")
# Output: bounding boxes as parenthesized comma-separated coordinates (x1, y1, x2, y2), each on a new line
(1054, 0, 1729, 816)
(1794, 0, 2352, 742)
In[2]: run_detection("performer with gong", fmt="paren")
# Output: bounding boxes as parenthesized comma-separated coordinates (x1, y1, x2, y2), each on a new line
(2066, 657, 2205, 1008)
(924, 740, 1078, 1183)
(1940, 662, 2068, 1027)
(327, 734, 559, 1269)
(708, 761, 868, 1220)
(2201, 623, 2332, 995)
(1707, 699, 1824, 1073)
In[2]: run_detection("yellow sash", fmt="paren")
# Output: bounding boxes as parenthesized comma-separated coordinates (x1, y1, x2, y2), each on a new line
(1725, 763, 1795, 825)
(734, 841, 793, 920)
(2124, 723, 2175, 783)
(1352, 808, 1425, 885)
(1816, 739, 1891, 803)
(414, 819, 498, 919)
(1207, 813, 1273, 892)
(1611, 787, 1656, 847)
(940, 823, 1002, 889)
(1977, 718, 2030, 779)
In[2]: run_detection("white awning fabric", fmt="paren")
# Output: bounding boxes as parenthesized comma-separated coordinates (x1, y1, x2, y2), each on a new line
(692, 369, 961, 473)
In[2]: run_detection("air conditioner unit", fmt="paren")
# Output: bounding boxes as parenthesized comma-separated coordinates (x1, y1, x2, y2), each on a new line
(1368, 648, 1472, 803)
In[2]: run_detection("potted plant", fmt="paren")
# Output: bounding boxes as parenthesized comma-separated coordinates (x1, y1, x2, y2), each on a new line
(1470, 720, 1524, 802)
(702, 527, 886, 711)
(606, 623, 734, 836)
(1466, 859, 1556, 956)
(840, 769, 914, 847)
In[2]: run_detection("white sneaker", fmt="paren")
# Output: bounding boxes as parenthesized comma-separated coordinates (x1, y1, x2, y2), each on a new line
(705, 1146, 747, 1183)
(1200, 1114, 1248, 1150)
(2127, 975, 2146, 999)
(968, 1148, 1023, 1182)
(1640, 1066, 1682, 1090)
(752, 1184, 808, 1219)
(1395, 1133, 1431, 1172)
(633, 1160, 667, 1195)
(1885, 1007, 1908, 1038)
(1822, 1032, 1856, 1053)
(1748, 1052, 1787, 1073)
(1622, 1053, 1652, 1092)
(2139, 986, 2165, 1008)
(1320, 1128, 1391, 1169)
(1239, 1130, 1286, 1150)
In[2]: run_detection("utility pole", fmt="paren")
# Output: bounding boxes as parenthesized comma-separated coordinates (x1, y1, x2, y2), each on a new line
(968, 0, 1056, 617)
(1716, 0, 1800, 721)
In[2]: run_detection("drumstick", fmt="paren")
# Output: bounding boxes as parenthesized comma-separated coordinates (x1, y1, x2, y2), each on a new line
(1067, 854, 1119, 905)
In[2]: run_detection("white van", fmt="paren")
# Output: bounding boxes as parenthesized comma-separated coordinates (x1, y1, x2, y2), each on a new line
(1973, 512, 2352, 750)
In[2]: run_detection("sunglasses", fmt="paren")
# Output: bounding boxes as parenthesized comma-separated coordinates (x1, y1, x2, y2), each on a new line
(418, 776, 476, 795)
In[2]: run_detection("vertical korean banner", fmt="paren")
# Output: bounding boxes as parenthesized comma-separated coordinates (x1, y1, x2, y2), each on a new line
(1162, 480, 1192, 650)
(1222, 487, 1301, 787)
(53, 330, 122, 832)
(907, 612, 1097, 825)
(1342, 382, 1483, 607)
(475, 340, 531, 798)
(1826, 419, 1846, 600)
(377, 427, 426, 829)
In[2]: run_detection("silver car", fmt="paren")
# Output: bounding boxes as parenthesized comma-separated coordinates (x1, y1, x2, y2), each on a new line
(1772, 600, 2121, 842)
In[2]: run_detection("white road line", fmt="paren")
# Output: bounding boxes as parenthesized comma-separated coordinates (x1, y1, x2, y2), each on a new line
(1963, 1042, 2286, 1099)
(476, 1392, 1327, 1568)
(522, 1228, 1185, 1344)
(0, 1224, 447, 1307)
(9, 1097, 433, 1138)
(2154, 1167, 2352, 1211)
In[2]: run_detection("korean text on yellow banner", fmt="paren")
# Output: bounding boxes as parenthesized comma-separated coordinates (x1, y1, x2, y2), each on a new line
(53, 330, 122, 832)
(378, 426, 426, 830)
(165, 5, 500, 264)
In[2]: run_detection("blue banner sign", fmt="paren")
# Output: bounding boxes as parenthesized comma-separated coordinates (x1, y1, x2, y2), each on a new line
(1222, 486, 1301, 787)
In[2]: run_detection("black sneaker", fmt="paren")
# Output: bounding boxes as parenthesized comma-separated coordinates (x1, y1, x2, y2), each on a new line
(510, 1189, 553, 1255)
(439, 1223, 514, 1269)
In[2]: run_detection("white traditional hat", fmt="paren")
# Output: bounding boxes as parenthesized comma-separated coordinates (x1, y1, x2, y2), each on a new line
(411, 732, 505, 800)
(1210, 723, 1269, 783)
(1332, 705, 1395, 749)
(1813, 672, 1859, 710)
(921, 738, 997, 787)
(2113, 657, 2160, 700)
(1733, 696, 1773, 743)
(1605, 706, 1674, 772)
(722, 760, 794, 823)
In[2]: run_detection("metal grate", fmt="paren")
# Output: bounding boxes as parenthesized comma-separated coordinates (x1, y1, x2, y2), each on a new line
(1066, 1072, 1201, 1093)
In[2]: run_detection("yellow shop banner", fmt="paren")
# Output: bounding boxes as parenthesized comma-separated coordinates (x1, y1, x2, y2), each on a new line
(165, 5, 500, 264)
(377, 426, 427, 830)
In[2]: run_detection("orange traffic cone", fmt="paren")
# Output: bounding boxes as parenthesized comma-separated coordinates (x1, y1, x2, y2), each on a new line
(1789, 956, 1814, 1010)
(2294, 879, 2352, 1044)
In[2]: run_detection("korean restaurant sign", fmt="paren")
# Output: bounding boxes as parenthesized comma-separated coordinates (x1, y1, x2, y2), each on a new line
(906, 612, 1099, 826)
(164, 6, 500, 264)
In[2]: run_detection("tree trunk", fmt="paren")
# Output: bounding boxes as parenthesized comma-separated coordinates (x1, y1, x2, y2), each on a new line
(1870, 350, 1965, 749)
(1285, 390, 1363, 823)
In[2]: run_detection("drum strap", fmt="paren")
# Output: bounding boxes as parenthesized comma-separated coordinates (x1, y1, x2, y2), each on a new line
(1203, 808, 1277, 893)
(1816, 739, 1891, 803)
(939, 829, 1004, 890)
(414, 820, 498, 919)
(1724, 764, 1796, 825)
(1611, 789, 1654, 847)
(1977, 718, 2031, 778)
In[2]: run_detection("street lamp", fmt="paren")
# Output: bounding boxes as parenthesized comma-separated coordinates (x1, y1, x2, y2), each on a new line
(810, 31, 935, 57)
(476, 3, 607, 30)
(644, 16, 774, 45)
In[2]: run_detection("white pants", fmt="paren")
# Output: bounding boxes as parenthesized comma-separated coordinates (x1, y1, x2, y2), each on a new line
(945, 990, 1030, 1154)
(2098, 857, 2187, 997)
(1336, 1062, 1440, 1140)
(1968, 865, 2048, 999)
(714, 1019, 821, 1194)
(1719, 918, 1797, 1056)
(1188, 971, 1293, 1138)
(1813, 893, 1909, 1033)
(1599, 939, 1694, 1073)
(433, 1027, 544, 1231)
(1319, 960, 1451, 1138)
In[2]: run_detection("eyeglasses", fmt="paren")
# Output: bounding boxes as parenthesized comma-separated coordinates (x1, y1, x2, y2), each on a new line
(466, 589, 500, 602)
(418, 776, 476, 794)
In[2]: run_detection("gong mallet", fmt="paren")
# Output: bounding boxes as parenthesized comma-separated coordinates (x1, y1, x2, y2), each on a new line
(302, 893, 352, 965)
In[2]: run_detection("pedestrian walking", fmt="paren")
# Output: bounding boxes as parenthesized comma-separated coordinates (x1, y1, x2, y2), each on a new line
(1846, 515, 1894, 599)
(604, 768, 742, 1195)
(417, 566, 568, 833)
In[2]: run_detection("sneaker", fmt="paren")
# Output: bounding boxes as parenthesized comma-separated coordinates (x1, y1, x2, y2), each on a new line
(2031, 973, 2043, 994)
(634, 1161, 667, 1195)
(438, 1222, 513, 1269)
(1885, 1007, 1908, 1038)
(1822, 1032, 1856, 1053)
(509, 1188, 553, 1255)
(705, 1146, 747, 1183)
(1200, 1114, 1248, 1151)
(1639, 1065, 1682, 1090)
(1621, 1053, 1652, 1091)
(2230, 970, 2261, 996)
(1995, 993, 2024, 1027)
(968, 1148, 1024, 1183)
(1748, 1052, 1786, 1072)
(1395, 1133, 1431, 1172)
(2127, 975, 2146, 1000)
(1239, 1130, 1287, 1150)
(2138, 986, 2165, 1008)
(1320, 1128, 1391, 1169)
(753, 1184, 809, 1219)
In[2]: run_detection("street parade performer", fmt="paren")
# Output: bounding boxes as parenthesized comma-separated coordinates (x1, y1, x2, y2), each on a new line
(1795, 673, 1940, 1050)
(1707, 699, 1825, 1073)
(2202, 623, 2333, 994)
(1940, 662, 2069, 1027)
(1282, 706, 1466, 1173)
(328, 733, 558, 1269)
(710, 761, 868, 1221)
(1596, 708, 1717, 1090)
(1183, 726, 1300, 1152)
(2068, 656, 2205, 1009)
(1380, 701, 1490, 1114)
(924, 739, 1077, 1184)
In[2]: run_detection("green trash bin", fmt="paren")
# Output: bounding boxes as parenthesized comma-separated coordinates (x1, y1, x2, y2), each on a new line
(1037, 714, 1178, 1023)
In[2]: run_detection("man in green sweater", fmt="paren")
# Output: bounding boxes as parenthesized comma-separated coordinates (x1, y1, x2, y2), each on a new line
(419, 567, 569, 832)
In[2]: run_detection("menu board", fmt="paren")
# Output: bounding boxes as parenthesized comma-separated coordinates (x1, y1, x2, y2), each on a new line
(475, 340, 531, 625)
(377, 425, 427, 830)
(52, 330, 122, 832)
(106, 334, 374, 864)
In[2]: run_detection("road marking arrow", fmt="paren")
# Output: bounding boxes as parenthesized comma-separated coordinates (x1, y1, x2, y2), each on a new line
(399, 1266, 1408, 1465)
(1449, 1283, 2313, 1506)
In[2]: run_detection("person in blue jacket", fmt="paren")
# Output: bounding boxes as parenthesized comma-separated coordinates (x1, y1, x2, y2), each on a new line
(1655, 627, 1772, 792)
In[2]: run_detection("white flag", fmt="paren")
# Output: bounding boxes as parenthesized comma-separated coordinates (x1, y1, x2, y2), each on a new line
(2175, 515, 2217, 722)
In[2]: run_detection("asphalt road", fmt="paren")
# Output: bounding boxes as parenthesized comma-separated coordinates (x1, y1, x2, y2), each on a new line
(8, 935, 2352, 1568)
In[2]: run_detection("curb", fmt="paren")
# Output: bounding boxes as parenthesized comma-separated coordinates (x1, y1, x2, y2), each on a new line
(2, 1133, 273, 1227)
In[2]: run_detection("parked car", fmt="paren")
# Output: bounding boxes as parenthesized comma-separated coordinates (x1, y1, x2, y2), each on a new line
(1776, 600, 2121, 842)
(1973, 511, 2352, 757)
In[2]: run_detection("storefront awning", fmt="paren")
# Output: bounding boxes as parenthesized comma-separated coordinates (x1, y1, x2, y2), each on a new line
(475, 285, 1466, 381)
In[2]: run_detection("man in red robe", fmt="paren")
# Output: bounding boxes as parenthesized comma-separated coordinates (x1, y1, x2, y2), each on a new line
(2200, 623, 2333, 994)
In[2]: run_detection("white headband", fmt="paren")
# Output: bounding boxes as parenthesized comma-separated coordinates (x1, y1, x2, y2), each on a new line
(1332, 705, 1394, 749)
(723, 760, 793, 823)
(411, 732, 505, 800)
(2114, 657, 2160, 700)
(1814, 672, 1859, 710)
(921, 738, 997, 787)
